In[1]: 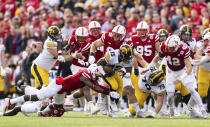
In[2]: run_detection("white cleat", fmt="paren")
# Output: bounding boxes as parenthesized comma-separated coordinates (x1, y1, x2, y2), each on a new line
(136, 110, 145, 118)
(91, 104, 100, 115)
(99, 102, 107, 115)
(109, 100, 118, 112)
(201, 110, 208, 119)
(2, 98, 10, 113)
(189, 109, 203, 118)
(108, 111, 117, 118)
(124, 112, 135, 118)
(169, 108, 175, 118)
(159, 110, 168, 116)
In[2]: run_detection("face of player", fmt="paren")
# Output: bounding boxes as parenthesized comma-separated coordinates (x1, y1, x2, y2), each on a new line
(77, 36, 88, 44)
(112, 32, 123, 42)
(159, 36, 167, 43)
(90, 28, 101, 38)
(137, 29, 148, 38)
(181, 33, 190, 42)
(55, 34, 62, 41)
(167, 46, 177, 54)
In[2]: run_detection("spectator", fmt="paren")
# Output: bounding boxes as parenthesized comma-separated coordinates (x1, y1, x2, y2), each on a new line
(169, 8, 184, 32)
(126, 8, 141, 36)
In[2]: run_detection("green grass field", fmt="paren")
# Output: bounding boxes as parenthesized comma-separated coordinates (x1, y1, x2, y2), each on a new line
(0, 112, 209, 127)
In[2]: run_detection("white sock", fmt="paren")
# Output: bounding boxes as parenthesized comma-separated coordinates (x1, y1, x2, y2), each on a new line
(42, 105, 51, 115)
(132, 102, 140, 112)
(10, 96, 25, 105)
(167, 92, 175, 109)
(189, 89, 205, 110)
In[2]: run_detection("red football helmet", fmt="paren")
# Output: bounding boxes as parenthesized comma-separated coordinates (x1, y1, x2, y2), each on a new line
(50, 107, 65, 117)
(88, 21, 101, 38)
(75, 27, 88, 44)
(165, 35, 180, 54)
(112, 25, 126, 42)
(136, 21, 149, 38)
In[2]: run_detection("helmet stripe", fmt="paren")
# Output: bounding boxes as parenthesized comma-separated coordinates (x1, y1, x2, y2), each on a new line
(187, 26, 189, 33)
(116, 25, 120, 33)
(82, 27, 84, 36)
(94, 21, 96, 27)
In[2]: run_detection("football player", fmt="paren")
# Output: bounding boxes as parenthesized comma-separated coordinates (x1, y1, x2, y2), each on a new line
(128, 69, 166, 118)
(193, 32, 210, 105)
(143, 35, 208, 118)
(2, 64, 118, 116)
(158, 29, 191, 116)
(92, 44, 147, 117)
(127, 21, 160, 115)
(30, 26, 66, 89)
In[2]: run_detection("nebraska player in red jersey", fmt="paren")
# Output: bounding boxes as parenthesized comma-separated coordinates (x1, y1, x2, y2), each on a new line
(143, 35, 208, 118)
(87, 21, 103, 63)
(65, 27, 91, 74)
(2, 64, 119, 116)
(129, 21, 160, 68)
(89, 25, 127, 64)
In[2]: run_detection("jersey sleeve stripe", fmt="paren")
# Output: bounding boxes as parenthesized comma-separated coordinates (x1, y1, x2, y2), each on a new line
(82, 43, 91, 52)
(184, 51, 191, 58)
(82, 72, 91, 79)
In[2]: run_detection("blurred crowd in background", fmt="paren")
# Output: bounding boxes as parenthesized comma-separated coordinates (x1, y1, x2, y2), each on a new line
(0, 0, 209, 97)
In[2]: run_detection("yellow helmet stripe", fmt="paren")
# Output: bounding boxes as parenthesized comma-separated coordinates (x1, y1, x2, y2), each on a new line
(161, 29, 164, 34)
(151, 71, 162, 81)
(187, 26, 189, 33)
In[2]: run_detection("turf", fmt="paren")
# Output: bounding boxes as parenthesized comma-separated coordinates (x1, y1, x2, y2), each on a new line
(0, 112, 209, 127)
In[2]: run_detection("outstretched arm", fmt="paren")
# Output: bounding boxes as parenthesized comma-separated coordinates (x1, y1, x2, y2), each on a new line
(80, 76, 110, 95)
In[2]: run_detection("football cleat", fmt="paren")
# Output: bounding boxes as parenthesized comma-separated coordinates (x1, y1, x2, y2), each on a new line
(201, 110, 208, 119)
(124, 112, 135, 118)
(108, 111, 117, 118)
(90, 103, 100, 115)
(136, 110, 146, 118)
(169, 108, 175, 118)
(2, 98, 10, 113)
(189, 109, 203, 118)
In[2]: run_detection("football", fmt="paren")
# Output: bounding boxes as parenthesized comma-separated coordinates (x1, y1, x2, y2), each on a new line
(103, 65, 114, 74)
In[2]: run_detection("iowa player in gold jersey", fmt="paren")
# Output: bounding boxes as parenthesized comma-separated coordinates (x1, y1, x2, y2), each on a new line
(31, 26, 68, 88)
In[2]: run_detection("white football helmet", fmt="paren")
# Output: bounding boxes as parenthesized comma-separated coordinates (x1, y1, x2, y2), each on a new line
(87, 64, 101, 79)
(203, 32, 210, 41)
(203, 32, 210, 48)
(75, 27, 88, 43)
(88, 21, 101, 38)
(136, 21, 149, 38)
(165, 35, 180, 54)
(112, 25, 126, 42)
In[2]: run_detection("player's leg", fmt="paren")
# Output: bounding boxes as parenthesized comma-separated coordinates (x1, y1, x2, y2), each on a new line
(165, 68, 176, 118)
(182, 72, 208, 118)
(31, 64, 49, 89)
(1, 106, 21, 116)
(39, 94, 65, 116)
(198, 67, 209, 98)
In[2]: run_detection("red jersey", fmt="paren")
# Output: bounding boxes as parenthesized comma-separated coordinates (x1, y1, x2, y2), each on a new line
(161, 42, 190, 71)
(68, 35, 91, 67)
(87, 34, 103, 63)
(129, 34, 159, 67)
(101, 32, 127, 55)
(206, 44, 210, 53)
(58, 69, 97, 94)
